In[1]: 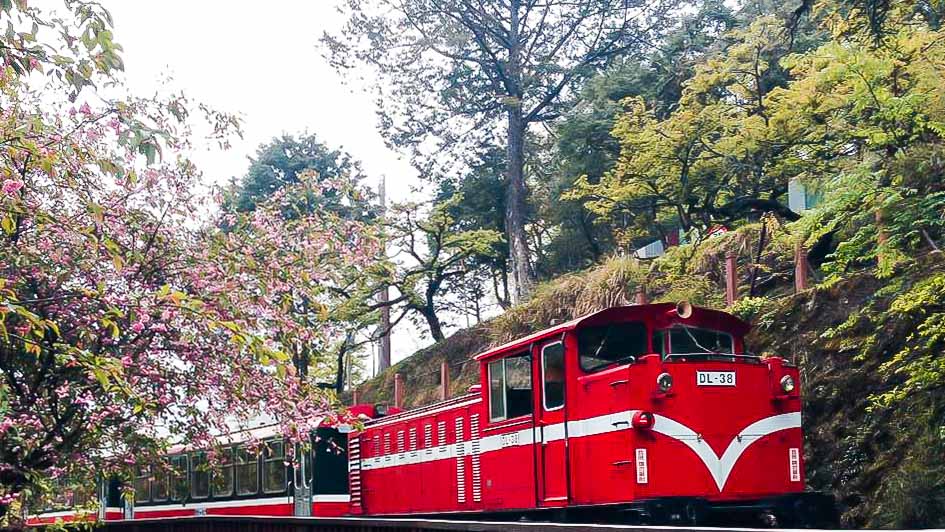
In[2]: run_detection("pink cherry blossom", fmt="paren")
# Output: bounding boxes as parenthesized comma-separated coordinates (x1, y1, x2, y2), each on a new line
(1, 179, 23, 195)
(1, 31, 382, 517)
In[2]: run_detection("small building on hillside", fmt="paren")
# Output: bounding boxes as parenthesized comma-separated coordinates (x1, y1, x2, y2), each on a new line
(634, 180, 820, 259)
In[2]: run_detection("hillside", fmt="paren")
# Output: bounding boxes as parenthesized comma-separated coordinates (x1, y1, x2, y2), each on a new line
(350, 251, 945, 529)
(351, 257, 647, 407)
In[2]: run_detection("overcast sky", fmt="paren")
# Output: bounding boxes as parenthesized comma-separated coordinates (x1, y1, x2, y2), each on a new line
(102, 1, 436, 369)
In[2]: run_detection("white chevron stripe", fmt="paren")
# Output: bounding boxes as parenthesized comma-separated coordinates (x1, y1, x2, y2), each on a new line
(652, 411, 801, 490)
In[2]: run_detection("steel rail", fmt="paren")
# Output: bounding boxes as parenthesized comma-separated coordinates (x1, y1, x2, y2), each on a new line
(94, 514, 837, 532)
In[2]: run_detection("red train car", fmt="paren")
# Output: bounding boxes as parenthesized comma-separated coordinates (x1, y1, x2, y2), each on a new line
(349, 303, 834, 526)
(27, 303, 834, 527)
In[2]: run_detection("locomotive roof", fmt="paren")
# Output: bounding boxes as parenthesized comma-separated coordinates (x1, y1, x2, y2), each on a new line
(473, 303, 749, 362)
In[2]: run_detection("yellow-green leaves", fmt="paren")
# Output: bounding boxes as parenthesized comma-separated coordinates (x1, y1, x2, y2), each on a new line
(0, 214, 14, 235)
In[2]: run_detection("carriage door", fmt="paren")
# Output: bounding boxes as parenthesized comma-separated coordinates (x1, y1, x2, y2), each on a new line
(293, 443, 312, 516)
(536, 340, 568, 506)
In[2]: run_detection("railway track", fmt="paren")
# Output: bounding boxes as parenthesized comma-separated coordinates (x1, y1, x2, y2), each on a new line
(97, 515, 833, 532)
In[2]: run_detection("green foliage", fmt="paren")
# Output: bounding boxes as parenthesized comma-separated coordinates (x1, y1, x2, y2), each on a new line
(783, 20, 945, 281)
(386, 194, 505, 341)
(730, 296, 771, 321)
(568, 16, 806, 245)
(434, 150, 511, 302)
(871, 427, 945, 528)
(227, 134, 370, 218)
(871, 272, 945, 408)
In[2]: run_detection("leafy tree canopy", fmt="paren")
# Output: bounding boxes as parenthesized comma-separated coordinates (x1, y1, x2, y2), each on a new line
(0, 3, 380, 520)
(227, 133, 373, 220)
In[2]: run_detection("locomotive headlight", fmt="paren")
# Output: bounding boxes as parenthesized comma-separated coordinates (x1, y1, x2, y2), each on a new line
(780, 375, 795, 393)
(656, 372, 673, 392)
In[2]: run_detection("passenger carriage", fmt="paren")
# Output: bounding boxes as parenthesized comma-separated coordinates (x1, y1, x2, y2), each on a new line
(25, 410, 375, 525)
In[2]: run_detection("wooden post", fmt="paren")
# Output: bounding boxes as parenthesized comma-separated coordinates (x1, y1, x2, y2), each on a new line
(795, 241, 809, 293)
(393, 373, 404, 409)
(439, 361, 450, 401)
(352, 389, 360, 405)
(635, 285, 647, 305)
(725, 252, 738, 306)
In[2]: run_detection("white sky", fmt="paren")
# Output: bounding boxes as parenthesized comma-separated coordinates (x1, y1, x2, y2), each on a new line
(102, 1, 436, 369)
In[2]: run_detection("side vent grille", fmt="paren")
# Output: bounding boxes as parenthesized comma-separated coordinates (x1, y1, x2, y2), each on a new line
(455, 417, 466, 503)
(471, 414, 482, 502)
(348, 437, 362, 510)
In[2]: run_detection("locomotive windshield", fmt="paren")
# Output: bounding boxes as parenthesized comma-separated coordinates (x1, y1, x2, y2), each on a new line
(654, 326, 734, 358)
(578, 321, 648, 372)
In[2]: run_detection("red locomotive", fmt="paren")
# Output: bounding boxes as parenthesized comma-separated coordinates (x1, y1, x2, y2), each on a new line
(26, 303, 835, 527)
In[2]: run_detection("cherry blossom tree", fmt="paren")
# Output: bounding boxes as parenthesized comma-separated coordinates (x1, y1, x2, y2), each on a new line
(0, 1, 379, 520)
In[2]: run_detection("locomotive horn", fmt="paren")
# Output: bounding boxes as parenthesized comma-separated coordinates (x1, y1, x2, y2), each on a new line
(674, 300, 693, 319)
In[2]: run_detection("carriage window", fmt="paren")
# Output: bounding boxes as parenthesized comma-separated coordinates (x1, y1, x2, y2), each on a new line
(134, 465, 150, 503)
(262, 440, 286, 494)
(73, 485, 91, 507)
(542, 342, 565, 410)
(212, 447, 234, 497)
(152, 461, 169, 502)
(191, 452, 210, 499)
(49, 481, 73, 510)
(236, 446, 259, 495)
(579, 321, 648, 372)
(169, 455, 188, 502)
(667, 326, 733, 355)
(488, 353, 532, 422)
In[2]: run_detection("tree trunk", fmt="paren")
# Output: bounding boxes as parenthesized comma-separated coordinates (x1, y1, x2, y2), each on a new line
(334, 341, 347, 394)
(420, 305, 445, 342)
(506, 106, 531, 304)
(505, 0, 532, 304)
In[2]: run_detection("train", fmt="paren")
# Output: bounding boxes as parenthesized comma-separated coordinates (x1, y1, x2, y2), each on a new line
(26, 303, 836, 527)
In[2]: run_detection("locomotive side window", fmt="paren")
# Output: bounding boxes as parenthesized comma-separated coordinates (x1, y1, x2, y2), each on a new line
(212, 447, 234, 497)
(191, 452, 210, 499)
(262, 440, 286, 494)
(489, 359, 506, 421)
(488, 353, 533, 422)
(578, 322, 648, 372)
(236, 445, 259, 495)
(541, 342, 565, 410)
(667, 326, 733, 355)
